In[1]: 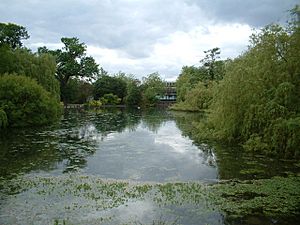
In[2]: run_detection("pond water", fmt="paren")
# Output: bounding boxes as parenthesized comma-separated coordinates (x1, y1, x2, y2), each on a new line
(0, 109, 299, 225)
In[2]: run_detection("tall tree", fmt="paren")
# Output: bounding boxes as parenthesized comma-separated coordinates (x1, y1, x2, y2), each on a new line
(0, 23, 29, 49)
(200, 47, 222, 80)
(38, 37, 99, 103)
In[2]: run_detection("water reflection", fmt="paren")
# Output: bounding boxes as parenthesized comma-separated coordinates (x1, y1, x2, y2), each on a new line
(1, 109, 298, 182)
(0, 109, 218, 182)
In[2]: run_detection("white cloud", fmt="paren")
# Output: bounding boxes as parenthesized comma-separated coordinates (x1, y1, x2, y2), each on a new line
(1, 0, 295, 80)
(86, 23, 253, 81)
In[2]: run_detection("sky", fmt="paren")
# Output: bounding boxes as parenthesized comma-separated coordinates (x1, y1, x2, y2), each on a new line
(0, 0, 298, 81)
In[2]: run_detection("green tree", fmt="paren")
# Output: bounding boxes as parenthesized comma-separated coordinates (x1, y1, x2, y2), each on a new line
(0, 23, 29, 49)
(206, 22, 300, 158)
(38, 37, 99, 103)
(0, 46, 60, 99)
(63, 78, 94, 104)
(0, 74, 61, 127)
(141, 72, 165, 106)
(93, 75, 127, 102)
(125, 78, 142, 106)
(175, 66, 207, 102)
(200, 47, 224, 81)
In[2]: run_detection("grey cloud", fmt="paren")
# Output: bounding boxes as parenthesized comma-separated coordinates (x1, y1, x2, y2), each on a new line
(187, 0, 299, 27)
(0, 0, 203, 58)
(0, 0, 297, 77)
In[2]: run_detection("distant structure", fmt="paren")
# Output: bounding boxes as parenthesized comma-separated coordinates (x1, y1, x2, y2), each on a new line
(159, 82, 176, 104)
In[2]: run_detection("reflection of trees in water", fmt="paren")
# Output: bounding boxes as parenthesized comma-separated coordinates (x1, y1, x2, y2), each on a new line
(141, 108, 171, 133)
(0, 128, 61, 178)
(171, 111, 217, 167)
(171, 111, 299, 181)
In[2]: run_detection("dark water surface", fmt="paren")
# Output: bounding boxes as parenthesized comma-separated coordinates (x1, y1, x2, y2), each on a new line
(0, 109, 299, 225)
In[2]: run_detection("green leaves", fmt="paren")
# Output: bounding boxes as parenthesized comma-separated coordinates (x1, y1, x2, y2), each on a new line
(0, 74, 61, 127)
(40, 37, 99, 103)
(0, 23, 29, 49)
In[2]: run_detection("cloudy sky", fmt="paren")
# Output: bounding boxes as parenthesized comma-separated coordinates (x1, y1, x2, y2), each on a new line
(0, 0, 298, 80)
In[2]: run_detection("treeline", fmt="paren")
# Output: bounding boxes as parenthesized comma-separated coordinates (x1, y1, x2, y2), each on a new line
(173, 7, 300, 158)
(0, 22, 166, 128)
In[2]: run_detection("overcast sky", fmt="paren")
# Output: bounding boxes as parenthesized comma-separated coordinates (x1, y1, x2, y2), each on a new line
(0, 0, 298, 80)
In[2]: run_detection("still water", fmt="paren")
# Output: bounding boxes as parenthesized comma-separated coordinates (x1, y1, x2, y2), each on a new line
(0, 109, 298, 225)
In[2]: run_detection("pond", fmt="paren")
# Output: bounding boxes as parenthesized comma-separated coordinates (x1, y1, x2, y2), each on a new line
(0, 109, 299, 225)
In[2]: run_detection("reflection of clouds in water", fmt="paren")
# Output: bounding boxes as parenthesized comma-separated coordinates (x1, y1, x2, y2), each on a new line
(112, 200, 157, 223)
(77, 123, 117, 142)
(79, 199, 157, 224)
(154, 121, 216, 167)
(78, 124, 98, 140)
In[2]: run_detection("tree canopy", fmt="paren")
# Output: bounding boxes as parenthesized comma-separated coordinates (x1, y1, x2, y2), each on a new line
(0, 23, 29, 49)
(93, 75, 127, 102)
(38, 37, 99, 103)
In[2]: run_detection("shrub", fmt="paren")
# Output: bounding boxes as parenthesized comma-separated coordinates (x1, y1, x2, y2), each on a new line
(85, 100, 102, 108)
(0, 74, 61, 127)
(100, 93, 121, 105)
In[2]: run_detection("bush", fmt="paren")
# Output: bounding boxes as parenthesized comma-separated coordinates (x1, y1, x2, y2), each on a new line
(85, 100, 102, 108)
(0, 74, 61, 127)
(100, 93, 121, 105)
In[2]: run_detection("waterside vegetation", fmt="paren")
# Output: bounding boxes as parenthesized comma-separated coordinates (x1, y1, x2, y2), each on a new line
(172, 8, 300, 159)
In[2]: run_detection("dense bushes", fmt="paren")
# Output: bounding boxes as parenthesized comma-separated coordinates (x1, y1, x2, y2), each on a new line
(0, 74, 61, 127)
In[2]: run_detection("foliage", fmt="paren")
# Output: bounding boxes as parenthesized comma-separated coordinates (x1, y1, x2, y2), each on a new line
(200, 47, 224, 81)
(93, 75, 127, 102)
(174, 49, 226, 111)
(38, 37, 99, 103)
(0, 46, 60, 99)
(141, 72, 165, 106)
(0, 22, 29, 49)
(85, 100, 102, 108)
(0, 74, 61, 127)
(0, 108, 8, 128)
(100, 93, 121, 105)
(205, 22, 300, 158)
(171, 81, 216, 111)
(175, 66, 207, 102)
(125, 78, 142, 106)
(63, 78, 93, 104)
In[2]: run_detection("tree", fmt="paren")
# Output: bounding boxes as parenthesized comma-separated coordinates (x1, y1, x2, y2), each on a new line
(175, 66, 207, 102)
(0, 23, 29, 49)
(0, 46, 60, 100)
(93, 75, 127, 102)
(206, 23, 300, 158)
(125, 78, 142, 106)
(200, 47, 223, 81)
(38, 37, 99, 103)
(0, 74, 61, 127)
(141, 72, 165, 106)
(63, 78, 94, 104)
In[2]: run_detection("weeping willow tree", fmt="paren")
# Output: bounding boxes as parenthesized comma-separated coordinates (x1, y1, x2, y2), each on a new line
(206, 12, 300, 158)
(0, 47, 60, 99)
